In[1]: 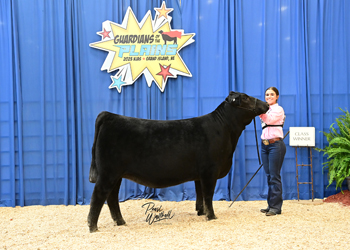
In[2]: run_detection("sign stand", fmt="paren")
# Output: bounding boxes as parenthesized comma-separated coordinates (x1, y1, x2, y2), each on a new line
(289, 127, 315, 201)
(294, 146, 314, 201)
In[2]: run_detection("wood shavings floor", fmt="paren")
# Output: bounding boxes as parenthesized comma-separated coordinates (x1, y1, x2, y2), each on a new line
(1, 196, 349, 249)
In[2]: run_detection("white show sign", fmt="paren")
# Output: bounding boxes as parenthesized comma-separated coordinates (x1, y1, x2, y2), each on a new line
(289, 127, 315, 147)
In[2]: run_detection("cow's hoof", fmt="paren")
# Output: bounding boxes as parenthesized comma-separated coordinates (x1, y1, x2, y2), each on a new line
(197, 210, 205, 216)
(207, 215, 217, 221)
(89, 226, 98, 233)
(117, 219, 126, 226)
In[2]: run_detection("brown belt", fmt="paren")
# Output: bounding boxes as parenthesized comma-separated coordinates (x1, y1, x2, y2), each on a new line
(262, 138, 282, 145)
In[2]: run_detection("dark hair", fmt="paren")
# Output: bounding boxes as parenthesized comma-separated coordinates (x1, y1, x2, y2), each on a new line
(265, 87, 279, 96)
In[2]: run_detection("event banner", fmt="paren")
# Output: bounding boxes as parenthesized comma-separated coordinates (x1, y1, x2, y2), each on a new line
(90, 2, 195, 92)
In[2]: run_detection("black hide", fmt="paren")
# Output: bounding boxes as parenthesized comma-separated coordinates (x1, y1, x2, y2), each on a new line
(87, 91, 269, 232)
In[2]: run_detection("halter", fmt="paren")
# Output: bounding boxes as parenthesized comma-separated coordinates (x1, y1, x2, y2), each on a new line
(236, 97, 258, 115)
(234, 97, 261, 168)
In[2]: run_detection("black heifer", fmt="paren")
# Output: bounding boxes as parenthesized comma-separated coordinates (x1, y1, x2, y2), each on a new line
(88, 91, 269, 232)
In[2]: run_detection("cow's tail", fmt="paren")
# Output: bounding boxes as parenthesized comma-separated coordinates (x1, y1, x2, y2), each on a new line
(89, 111, 108, 183)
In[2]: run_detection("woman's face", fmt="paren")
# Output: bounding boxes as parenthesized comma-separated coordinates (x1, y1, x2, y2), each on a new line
(265, 89, 278, 105)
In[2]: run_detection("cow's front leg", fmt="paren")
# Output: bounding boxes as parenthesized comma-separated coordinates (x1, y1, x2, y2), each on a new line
(107, 179, 126, 226)
(200, 177, 217, 220)
(88, 180, 115, 233)
(195, 180, 204, 216)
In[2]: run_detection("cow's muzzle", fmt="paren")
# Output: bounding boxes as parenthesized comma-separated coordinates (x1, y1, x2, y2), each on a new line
(237, 98, 259, 115)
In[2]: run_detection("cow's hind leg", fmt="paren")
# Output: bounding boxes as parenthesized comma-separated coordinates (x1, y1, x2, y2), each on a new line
(200, 177, 217, 220)
(88, 179, 116, 233)
(107, 179, 126, 226)
(195, 180, 204, 216)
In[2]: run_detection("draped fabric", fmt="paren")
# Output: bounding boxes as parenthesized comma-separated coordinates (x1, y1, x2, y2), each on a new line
(1, 0, 349, 207)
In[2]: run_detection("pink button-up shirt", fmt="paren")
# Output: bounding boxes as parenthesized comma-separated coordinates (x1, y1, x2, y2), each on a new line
(259, 103, 285, 140)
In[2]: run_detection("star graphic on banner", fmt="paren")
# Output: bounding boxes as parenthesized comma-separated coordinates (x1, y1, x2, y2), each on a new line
(99, 28, 111, 39)
(110, 74, 126, 92)
(155, 2, 173, 19)
(157, 64, 173, 81)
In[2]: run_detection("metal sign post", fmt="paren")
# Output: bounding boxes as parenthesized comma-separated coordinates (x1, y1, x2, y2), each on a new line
(289, 127, 315, 201)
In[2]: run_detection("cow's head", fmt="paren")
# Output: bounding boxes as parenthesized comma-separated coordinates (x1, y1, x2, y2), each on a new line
(226, 91, 269, 116)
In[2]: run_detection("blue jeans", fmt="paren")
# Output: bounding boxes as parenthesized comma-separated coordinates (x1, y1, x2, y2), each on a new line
(261, 140, 286, 213)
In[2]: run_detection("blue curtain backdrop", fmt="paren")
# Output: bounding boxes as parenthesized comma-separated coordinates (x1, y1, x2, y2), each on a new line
(1, 0, 350, 207)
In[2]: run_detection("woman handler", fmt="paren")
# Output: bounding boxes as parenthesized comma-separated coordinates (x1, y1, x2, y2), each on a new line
(259, 87, 286, 216)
